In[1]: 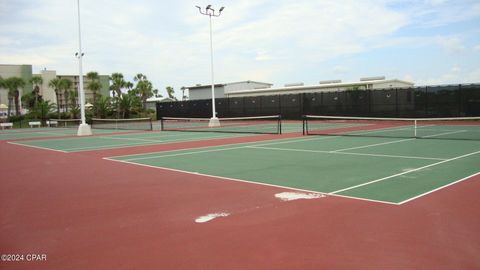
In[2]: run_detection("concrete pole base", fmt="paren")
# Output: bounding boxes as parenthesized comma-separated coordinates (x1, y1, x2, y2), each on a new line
(208, 117, 221, 127)
(77, 123, 93, 136)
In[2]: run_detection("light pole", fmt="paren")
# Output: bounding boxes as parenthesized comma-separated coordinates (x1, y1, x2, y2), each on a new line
(196, 5, 224, 127)
(75, 0, 92, 136)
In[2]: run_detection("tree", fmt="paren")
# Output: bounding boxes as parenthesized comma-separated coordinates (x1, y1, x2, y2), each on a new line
(21, 92, 36, 110)
(166, 86, 177, 100)
(0, 76, 5, 102)
(153, 89, 162, 98)
(133, 73, 155, 111)
(109, 73, 127, 98)
(48, 78, 63, 117)
(69, 88, 79, 119)
(118, 93, 141, 118)
(4, 77, 26, 116)
(30, 100, 56, 125)
(59, 78, 73, 113)
(109, 73, 127, 118)
(86, 72, 102, 112)
(30, 76, 43, 106)
(95, 96, 112, 119)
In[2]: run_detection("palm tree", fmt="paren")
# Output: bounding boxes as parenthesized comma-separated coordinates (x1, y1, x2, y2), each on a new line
(31, 100, 56, 125)
(109, 73, 127, 118)
(133, 73, 155, 111)
(95, 96, 112, 119)
(4, 77, 26, 116)
(30, 76, 43, 106)
(48, 78, 63, 117)
(166, 86, 177, 100)
(86, 72, 102, 112)
(153, 89, 162, 98)
(59, 78, 73, 113)
(0, 76, 4, 100)
(21, 92, 36, 110)
(125, 81, 134, 93)
(69, 88, 79, 119)
(119, 93, 132, 118)
(109, 73, 126, 98)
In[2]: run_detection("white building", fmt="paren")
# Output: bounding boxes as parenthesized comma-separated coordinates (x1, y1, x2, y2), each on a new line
(185, 81, 273, 100)
(1, 64, 110, 114)
(226, 77, 414, 98)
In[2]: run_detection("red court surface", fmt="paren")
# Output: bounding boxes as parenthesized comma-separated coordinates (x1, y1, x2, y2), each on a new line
(1, 135, 480, 270)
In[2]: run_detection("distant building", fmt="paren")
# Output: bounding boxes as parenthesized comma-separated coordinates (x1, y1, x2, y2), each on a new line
(0, 64, 110, 113)
(146, 96, 176, 111)
(185, 81, 273, 100)
(52, 71, 110, 112)
(226, 77, 414, 98)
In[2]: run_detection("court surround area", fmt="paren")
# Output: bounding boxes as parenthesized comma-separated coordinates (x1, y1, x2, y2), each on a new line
(1, 115, 479, 269)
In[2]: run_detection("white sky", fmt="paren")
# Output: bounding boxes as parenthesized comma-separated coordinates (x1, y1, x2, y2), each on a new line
(1, 0, 479, 98)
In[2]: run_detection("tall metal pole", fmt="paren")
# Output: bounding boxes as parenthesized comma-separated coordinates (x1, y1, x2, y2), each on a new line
(76, 0, 92, 136)
(196, 5, 224, 127)
(209, 14, 216, 121)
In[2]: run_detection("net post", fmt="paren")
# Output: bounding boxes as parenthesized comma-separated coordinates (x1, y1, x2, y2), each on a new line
(160, 117, 164, 131)
(278, 115, 282, 134)
(149, 118, 153, 131)
(302, 115, 306, 135)
(414, 119, 417, 138)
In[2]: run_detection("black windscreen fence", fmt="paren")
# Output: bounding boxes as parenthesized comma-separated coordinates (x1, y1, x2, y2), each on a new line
(157, 84, 480, 119)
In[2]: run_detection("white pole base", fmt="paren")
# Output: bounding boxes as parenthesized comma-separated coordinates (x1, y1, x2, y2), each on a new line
(77, 123, 93, 136)
(208, 117, 221, 127)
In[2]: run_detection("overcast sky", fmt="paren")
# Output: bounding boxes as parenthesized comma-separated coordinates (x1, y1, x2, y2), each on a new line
(1, 0, 479, 98)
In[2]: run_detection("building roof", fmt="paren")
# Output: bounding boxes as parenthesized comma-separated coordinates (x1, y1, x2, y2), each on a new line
(146, 96, 176, 102)
(185, 80, 273, 91)
(226, 79, 414, 96)
(184, 84, 225, 90)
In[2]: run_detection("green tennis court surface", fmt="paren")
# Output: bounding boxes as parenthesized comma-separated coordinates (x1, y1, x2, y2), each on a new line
(107, 135, 480, 204)
(0, 127, 129, 140)
(9, 123, 302, 152)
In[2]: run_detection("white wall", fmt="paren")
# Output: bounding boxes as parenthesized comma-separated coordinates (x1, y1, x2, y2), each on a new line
(188, 86, 225, 100)
(38, 70, 57, 104)
(224, 82, 271, 93)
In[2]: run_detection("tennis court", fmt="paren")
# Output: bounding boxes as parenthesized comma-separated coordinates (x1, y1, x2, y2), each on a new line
(105, 119, 480, 204)
(8, 122, 302, 152)
(0, 126, 134, 141)
(2, 115, 480, 270)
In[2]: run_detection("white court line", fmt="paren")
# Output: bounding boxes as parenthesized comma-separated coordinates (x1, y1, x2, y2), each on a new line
(99, 136, 164, 143)
(119, 135, 341, 161)
(113, 125, 455, 161)
(103, 157, 399, 205)
(330, 150, 480, 195)
(332, 129, 469, 153)
(332, 138, 414, 152)
(62, 132, 255, 152)
(7, 141, 68, 153)
(106, 135, 332, 160)
(107, 122, 428, 160)
(397, 172, 480, 205)
(247, 146, 446, 161)
(122, 145, 254, 161)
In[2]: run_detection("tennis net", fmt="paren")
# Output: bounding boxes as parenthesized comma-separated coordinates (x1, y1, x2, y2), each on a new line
(303, 115, 480, 140)
(91, 118, 153, 131)
(161, 115, 282, 134)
